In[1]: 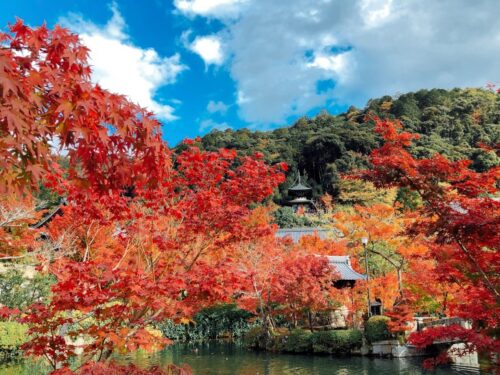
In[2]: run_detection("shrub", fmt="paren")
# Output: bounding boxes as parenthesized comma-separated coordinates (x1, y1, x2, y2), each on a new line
(272, 207, 315, 228)
(282, 329, 312, 353)
(311, 329, 363, 354)
(365, 315, 392, 343)
(193, 303, 253, 339)
(159, 303, 254, 341)
(0, 269, 55, 310)
(244, 326, 277, 350)
(159, 319, 187, 341)
(244, 326, 265, 349)
(0, 322, 29, 350)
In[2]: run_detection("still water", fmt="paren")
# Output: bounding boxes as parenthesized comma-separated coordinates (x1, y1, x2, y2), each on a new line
(0, 341, 483, 375)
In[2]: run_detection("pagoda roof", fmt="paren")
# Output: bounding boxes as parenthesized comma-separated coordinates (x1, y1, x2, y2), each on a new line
(288, 182, 312, 192)
(287, 197, 313, 205)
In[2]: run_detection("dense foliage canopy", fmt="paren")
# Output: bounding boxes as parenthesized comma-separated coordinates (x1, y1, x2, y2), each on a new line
(199, 88, 499, 200)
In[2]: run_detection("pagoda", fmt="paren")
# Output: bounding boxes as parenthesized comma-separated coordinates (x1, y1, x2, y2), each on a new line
(286, 172, 315, 211)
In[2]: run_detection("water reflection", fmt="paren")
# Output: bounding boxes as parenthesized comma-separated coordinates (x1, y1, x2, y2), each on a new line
(0, 341, 483, 375)
(154, 342, 479, 375)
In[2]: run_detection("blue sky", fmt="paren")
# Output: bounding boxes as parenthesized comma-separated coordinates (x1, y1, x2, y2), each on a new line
(1, 0, 499, 145)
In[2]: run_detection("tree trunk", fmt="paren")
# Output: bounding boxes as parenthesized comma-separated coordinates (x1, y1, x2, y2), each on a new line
(397, 268, 403, 296)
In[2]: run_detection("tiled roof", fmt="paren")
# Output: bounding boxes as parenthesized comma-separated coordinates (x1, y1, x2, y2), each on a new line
(31, 205, 63, 229)
(276, 227, 345, 241)
(276, 227, 332, 242)
(326, 256, 366, 281)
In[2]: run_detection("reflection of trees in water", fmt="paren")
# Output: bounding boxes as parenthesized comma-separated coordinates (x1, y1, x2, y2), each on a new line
(162, 342, 449, 375)
(0, 342, 459, 374)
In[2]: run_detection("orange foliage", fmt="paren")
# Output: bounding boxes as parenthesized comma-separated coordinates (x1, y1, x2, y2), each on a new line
(235, 234, 341, 331)
(365, 117, 499, 364)
(0, 194, 41, 258)
(298, 235, 348, 256)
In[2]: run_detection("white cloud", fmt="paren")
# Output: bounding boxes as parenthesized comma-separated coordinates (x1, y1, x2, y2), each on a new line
(199, 119, 231, 132)
(307, 52, 352, 84)
(175, 0, 500, 126)
(207, 100, 229, 114)
(61, 4, 186, 121)
(174, 0, 247, 18)
(361, 0, 394, 28)
(236, 90, 249, 105)
(189, 35, 224, 65)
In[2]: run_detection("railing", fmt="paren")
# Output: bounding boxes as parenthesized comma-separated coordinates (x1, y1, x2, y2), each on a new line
(410, 317, 476, 348)
(417, 317, 470, 331)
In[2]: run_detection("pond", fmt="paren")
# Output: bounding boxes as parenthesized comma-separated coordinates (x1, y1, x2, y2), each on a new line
(0, 341, 484, 375)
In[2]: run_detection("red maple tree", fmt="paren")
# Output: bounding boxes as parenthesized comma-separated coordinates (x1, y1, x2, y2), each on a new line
(1, 21, 286, 373)
(1, 19, 170, 195)
(363, 117, 499, 365)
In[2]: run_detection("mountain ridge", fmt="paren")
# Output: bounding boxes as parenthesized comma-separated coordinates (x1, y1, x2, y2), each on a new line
(196, 88, 500, 201)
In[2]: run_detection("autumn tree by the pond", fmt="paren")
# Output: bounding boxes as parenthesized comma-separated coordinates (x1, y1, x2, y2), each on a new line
(295, 234, 367, 328)
(274, 252, 340, 331)
(1, 21, 287, 373)
(234, 214, 339, 335)
(364, 117, 499, 365)
(18, 145, 285, 371)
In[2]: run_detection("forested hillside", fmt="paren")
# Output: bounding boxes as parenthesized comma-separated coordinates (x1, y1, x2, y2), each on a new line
(197, 88, 500, 202)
